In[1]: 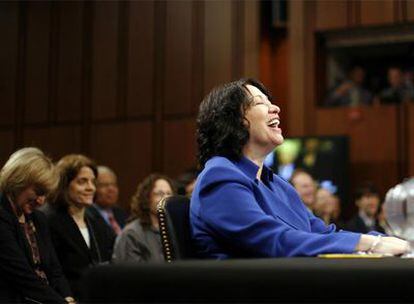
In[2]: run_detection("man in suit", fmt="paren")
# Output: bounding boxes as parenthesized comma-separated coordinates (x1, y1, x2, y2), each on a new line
(345, 182, 385, 234)
(88, 166, 127, 236)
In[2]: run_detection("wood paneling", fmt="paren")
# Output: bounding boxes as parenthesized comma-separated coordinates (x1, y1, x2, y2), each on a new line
(204, 0, 232, 92)
(315, 106, 399, 199)
(0, 2, 18, 126)
(360, 0, 395, 26)
(24, 2, 51, 124)
(164, 1, 193, 116)
(407, 0, 414, 21)
(56, 2, 83, 123)
(408, 103, 414, 176)
(0, 131, 14, 166)
(126, 1, 154, 117)
(1, 0, 260, 199)
(315, 0, 348, 30)
(23, 126, 82, 160)
(244, 0, 259, 79)
(90, 122, 153, 208)
(91, 1, 119, 120)
(163, 119, 197, 178)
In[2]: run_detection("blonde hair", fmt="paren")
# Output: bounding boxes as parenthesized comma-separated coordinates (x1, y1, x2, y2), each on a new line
(54, 154, 97, 208)
(0, 147, 58, 200)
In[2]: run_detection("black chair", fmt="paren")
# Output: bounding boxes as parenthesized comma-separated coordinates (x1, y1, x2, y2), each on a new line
(157, 195, 197, 262)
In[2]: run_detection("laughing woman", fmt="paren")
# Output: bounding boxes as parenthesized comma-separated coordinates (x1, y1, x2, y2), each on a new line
(190, 78, 409, 258)
(44, 154, 114, 298)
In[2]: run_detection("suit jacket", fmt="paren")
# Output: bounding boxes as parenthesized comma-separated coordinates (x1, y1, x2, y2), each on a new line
(42, 204, 114, 298)
(190, 156, 362, 258)
(345, 215, 385, 234)
(0, 194, 71, 303)
(87, 205, 128, 234)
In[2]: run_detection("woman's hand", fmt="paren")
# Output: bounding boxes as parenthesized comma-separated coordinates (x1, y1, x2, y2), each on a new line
(356, 234, 410, 255)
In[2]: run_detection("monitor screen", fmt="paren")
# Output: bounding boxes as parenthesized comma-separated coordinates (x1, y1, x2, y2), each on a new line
(265, 135, 350, 204)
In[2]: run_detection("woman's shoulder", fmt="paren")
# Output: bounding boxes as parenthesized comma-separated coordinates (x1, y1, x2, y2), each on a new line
(121, 219, 145, 235)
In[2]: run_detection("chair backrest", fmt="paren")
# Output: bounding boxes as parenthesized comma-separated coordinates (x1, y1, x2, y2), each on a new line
(157, 195, 197, 262)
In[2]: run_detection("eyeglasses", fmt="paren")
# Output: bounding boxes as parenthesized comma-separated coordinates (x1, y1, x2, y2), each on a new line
(152, 191, 173, 198)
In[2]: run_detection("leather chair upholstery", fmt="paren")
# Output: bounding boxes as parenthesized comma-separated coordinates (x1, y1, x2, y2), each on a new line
(157, 195, 197, 262)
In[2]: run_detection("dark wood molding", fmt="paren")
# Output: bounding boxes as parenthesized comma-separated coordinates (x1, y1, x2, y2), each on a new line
(117, 1, 128, 119)
(81, 1, 92, 154)
(153, 1, 166, 172)
(14, 2, 27, 149)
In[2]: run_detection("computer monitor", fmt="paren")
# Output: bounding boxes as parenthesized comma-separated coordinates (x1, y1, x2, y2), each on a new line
(265, 135, 350, 204)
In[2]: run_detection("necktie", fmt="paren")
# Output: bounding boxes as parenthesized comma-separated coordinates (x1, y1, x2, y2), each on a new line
(107, 211, 122, 235)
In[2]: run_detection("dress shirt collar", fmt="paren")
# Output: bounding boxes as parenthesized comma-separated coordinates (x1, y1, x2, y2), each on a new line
(93, 203, 111, 225)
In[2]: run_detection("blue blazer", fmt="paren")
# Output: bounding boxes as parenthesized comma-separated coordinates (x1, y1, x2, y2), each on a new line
(190, 156, 361, 258)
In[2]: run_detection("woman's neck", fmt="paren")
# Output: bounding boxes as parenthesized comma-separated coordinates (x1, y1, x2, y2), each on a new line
(69, 204, 86, 227)
(242, 146, 267, 180)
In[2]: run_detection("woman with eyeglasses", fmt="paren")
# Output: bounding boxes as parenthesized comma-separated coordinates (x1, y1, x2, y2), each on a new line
(43, 154, 114, 299)
(0, 147, 74, 303)
(190, 78, 409, 258)
(112, 173, 175, 263)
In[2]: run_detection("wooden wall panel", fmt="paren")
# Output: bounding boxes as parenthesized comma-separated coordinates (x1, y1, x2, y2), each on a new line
(316, 106, 399, 200)
(126, 1, 154, 117)
(0, 131, 14, 166)
(407, 1, 414, 21)
(360, 0, 395, 26)
(56, 2, 83, 123)
(315, 0, 348, 30)
(24, 2, 51, 124)
(23, 126, 82, 160)
(408, 103, 414, 176)
(90, 122, 153, 208)
(91, 2, 119, 121)
(204, 0, 232, 92)
(164, 1, 192, 115)
(244, 0, 259, 79)
(163, 119, 197, 178)
(0, 2, 18, 126)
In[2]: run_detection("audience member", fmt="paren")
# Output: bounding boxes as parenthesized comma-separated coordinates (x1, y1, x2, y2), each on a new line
(0, 147, 74, 303)
(176, 168, 199, 197)
(87, 166, 128, 236)
(379, 66, 414, 104)
(42, 154, 114, 298)
(190, 78, 408, 258)
(290, 169, 317, 212)
(112, 174, 175, 263)
(345, 182, 385, 234)
(325, 66, 372, 106)
(314, 188, 343, 229)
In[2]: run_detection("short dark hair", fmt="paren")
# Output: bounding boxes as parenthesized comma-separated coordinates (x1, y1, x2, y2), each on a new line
(354, 182, 379, 201)
(197, 78, 270, 168)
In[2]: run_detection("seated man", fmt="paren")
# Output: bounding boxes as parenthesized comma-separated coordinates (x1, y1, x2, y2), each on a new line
(88, 166, 128, 236)
(345, 182, 384, 234)
(290, 169, 317, 212)
(325, 66, 372, 106)
(379, 66, 414, 104)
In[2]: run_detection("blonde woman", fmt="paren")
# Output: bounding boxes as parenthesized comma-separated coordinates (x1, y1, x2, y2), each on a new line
(0, 147, 74, 303)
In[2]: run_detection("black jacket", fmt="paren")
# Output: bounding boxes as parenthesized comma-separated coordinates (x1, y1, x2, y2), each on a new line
(42, 204, 114, 299)
(0, 194, 72, 303)
(345, 214, 385, 234)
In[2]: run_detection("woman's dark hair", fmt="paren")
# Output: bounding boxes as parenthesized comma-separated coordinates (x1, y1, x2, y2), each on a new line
(129, 173, 176, 228)
(197, 78, 271, 168)
(53, 154, 98, 209)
